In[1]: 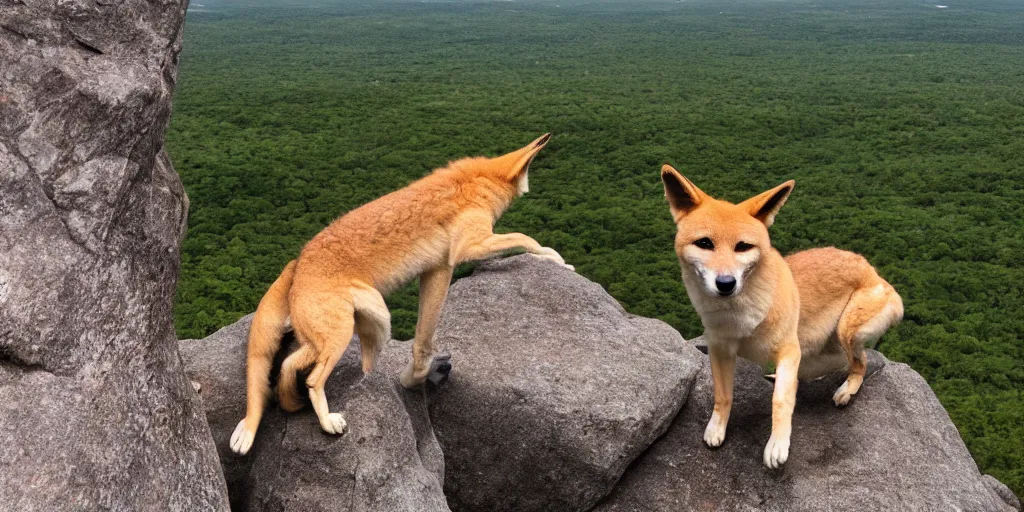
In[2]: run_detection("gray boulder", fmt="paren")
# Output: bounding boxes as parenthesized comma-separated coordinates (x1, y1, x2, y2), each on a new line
(984, 475, 1022, 511)
(180, 315, 450, 511)
(427, 255, 703, 512)
(595, 343, 1017, 512)
(0, 0, 229, 509)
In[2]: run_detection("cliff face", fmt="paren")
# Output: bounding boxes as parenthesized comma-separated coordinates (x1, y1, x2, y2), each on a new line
(0, 0, 229, 509)
(182, 255, 1020, 512)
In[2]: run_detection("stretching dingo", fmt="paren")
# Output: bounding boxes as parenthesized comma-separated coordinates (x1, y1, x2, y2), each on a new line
(230, 134, 571, 455)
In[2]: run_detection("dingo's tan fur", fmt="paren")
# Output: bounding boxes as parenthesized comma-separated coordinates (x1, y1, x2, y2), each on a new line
(230, 134, 571, 455)
(661, 165, 903, 468)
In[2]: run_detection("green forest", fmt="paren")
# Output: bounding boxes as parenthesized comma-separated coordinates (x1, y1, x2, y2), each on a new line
(168, 0, 1024, 495)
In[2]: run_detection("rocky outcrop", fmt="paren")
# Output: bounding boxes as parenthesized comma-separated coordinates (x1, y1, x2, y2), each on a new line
(179, 256, 1018, 511)
(0, 0, 229, 509)
(595, 343, 1018, 512)
(427, 255, 703, 511)
(180, 316, 450, 511)
(181, 256, 701, 511)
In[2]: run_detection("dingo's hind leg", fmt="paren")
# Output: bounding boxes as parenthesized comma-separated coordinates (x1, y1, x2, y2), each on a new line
(278, 343, 317, 413)
(353, 286, 391, 374)
(834, 282, 904, 406)
(230, 260, 297, 455)
(293, 293, 355, 436)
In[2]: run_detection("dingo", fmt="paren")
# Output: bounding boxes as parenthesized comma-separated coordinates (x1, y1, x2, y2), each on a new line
(661, 165, 902, 468)
(229, 134, 571, 455)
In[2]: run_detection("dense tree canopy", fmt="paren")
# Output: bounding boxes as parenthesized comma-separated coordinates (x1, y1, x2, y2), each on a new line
(169, 0, 1024, 496)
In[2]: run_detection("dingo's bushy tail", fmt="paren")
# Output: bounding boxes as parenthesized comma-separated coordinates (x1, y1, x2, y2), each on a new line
(229, 260, 297, 455)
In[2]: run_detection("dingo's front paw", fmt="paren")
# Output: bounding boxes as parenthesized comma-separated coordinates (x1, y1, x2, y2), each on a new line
(833, 380, 855, 407)
(230, 419, 255, 455)
(533, 248, 574, 271)
(763, 433, 790, 468)
(703, 417, 727, 448)
(536, 246, 563, 260)
(321, 412, 348, 435)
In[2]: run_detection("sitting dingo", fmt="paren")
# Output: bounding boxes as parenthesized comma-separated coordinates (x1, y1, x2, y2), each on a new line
(230, 134, 571, 455)
(660, 165, 903, 468)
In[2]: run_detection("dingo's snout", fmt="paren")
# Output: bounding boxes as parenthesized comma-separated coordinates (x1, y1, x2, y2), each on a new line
(715, 275, 737, 296)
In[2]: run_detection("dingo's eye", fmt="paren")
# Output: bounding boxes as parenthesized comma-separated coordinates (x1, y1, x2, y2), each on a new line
(735, 241, 755, 252)
(694, 237, 714, 250)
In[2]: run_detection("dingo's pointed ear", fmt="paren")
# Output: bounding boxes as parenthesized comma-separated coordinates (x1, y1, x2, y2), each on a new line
(740, 180, 795, 227)
(499, 133, 550, 181)
(661, 164, 705, 218)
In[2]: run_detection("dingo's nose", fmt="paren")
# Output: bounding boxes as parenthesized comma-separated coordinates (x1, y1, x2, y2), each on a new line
(715, 275, 737, 296)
